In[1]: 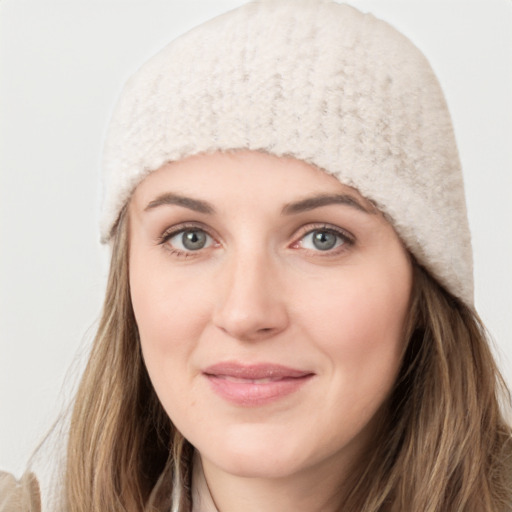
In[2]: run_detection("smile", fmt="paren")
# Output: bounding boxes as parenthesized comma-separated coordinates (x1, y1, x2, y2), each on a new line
(202, 362, 315, 406)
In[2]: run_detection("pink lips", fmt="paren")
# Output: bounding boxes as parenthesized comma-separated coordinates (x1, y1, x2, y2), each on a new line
(203, 362, 314, 406)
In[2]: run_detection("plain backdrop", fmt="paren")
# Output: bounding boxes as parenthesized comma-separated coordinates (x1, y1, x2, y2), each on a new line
(1, 0, 511, 476)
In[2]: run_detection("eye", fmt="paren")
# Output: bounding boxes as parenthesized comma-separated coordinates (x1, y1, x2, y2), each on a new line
(299, 227, 352, 252)
(165, 228, 214, 252)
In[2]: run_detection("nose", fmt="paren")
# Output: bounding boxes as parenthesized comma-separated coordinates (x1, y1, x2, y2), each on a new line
(212, 250, 289, 342)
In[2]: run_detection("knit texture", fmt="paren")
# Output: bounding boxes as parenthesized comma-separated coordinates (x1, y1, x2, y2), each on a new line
(101, 0, 473, 305)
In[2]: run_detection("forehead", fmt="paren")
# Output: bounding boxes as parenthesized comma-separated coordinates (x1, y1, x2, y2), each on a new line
(130, 150, 377, 213)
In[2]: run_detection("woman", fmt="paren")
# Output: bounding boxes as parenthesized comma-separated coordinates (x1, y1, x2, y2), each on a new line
(2, 1, 511, 511)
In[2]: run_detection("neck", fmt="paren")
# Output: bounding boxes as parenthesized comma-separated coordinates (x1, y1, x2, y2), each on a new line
(198, 452, 355, 512)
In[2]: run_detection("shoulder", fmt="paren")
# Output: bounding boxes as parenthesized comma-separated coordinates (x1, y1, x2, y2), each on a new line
(0, 471, 40, 512)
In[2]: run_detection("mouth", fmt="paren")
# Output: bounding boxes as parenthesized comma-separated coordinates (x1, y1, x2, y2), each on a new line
(202, 362, 315, 406)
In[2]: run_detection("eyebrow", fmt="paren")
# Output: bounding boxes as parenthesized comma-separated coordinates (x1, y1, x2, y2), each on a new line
(144, 192, 374, 216)
(145, 193, 215, 214)
(281, 194, 374, 215)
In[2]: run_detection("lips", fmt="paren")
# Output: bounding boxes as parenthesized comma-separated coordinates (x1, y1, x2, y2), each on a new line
(203, 362, 314, 406)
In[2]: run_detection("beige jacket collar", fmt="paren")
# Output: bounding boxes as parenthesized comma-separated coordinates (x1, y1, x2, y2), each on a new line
(191, 453, 219, 512)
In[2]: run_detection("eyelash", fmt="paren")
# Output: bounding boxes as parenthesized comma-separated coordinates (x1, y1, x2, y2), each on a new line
(291, 223, 355, 256)
(157, 223, 217, 258)
(157, 222, 355, 258)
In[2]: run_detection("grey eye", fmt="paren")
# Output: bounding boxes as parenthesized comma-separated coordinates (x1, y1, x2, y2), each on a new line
(167, 229, 213, 252)
(312, 231, 338, 250)
(301, 229, 345, 251)
(181, 230, 208, 250)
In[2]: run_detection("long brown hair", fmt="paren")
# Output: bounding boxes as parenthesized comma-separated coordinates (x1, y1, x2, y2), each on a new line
(62, 209, 512, 511)
(64, 208, 185, 511)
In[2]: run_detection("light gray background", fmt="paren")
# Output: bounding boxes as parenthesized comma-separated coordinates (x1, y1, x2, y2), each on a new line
(1, 0, 511, 476)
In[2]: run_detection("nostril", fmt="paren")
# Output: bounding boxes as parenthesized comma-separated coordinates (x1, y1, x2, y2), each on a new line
(212, 270, 289, 340)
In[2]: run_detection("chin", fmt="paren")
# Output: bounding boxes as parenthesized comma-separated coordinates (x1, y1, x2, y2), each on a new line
(193, 425, 316, 479)
(206, 450, 305, 479)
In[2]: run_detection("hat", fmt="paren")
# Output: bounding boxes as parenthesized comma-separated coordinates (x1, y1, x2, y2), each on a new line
(100, 0, 473, 305)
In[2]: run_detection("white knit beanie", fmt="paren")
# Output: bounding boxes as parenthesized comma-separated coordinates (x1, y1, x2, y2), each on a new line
(101, 0, 473, 305)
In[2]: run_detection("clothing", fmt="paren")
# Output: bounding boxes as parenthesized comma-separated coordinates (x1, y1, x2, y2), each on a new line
(191, 455, 218, 512)
(0, 461, 216, 512)
(99, 0, 473, 306)
(0, 471, 40, 512)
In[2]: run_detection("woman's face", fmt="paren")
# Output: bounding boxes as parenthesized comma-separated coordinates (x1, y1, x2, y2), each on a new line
(129, 151, 412, 482)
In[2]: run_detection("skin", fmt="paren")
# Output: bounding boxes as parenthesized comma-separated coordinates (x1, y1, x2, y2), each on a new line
(129, 150, 413, 512)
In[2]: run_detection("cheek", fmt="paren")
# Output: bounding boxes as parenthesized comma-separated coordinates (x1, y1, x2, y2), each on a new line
(130, 248, 210, 348)
(128, 248, 214, 412)
(300, 258, 411, 399)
